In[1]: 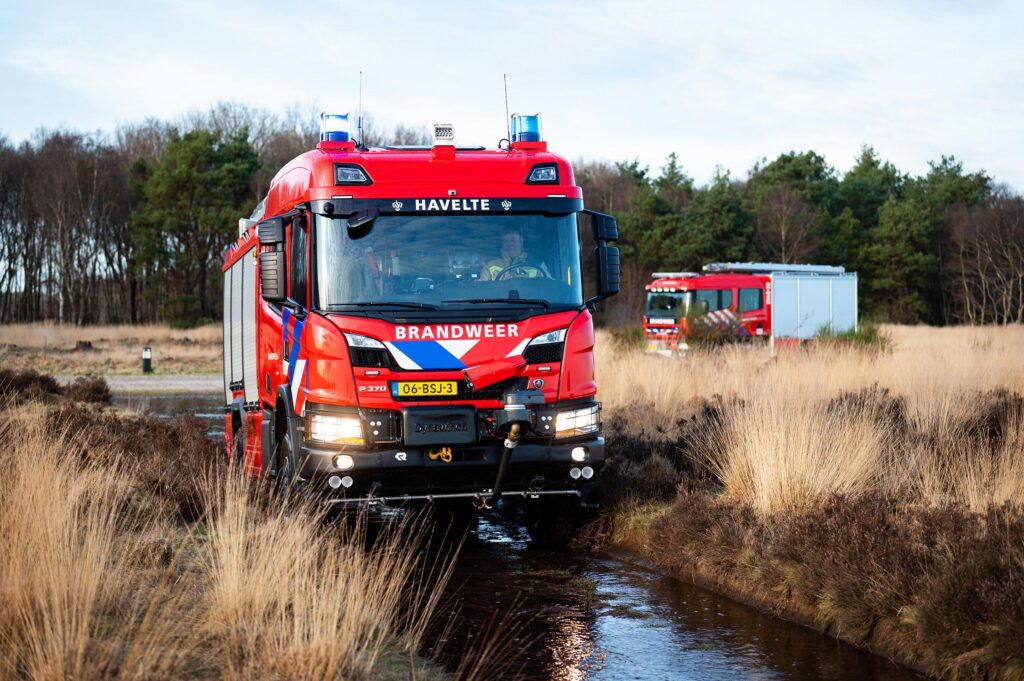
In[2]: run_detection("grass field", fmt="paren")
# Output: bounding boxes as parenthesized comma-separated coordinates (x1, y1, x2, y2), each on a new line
(3, 322, 1021, 679)
(593, 324, 1024, 679)
(0, 323, 221, 375)
(0, 386, 456, 680)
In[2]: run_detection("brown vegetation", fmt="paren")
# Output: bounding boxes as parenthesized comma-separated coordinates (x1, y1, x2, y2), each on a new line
(0, 322, 221, 374)
(591, 324, 1024, 680)
(0, 375, 452, 680)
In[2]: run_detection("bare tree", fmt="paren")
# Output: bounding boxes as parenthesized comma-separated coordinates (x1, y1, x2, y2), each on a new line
(948, 192, 1024, 324)
(753, 184, 822, 263)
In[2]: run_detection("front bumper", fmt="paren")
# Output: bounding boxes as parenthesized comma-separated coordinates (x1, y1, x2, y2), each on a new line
(295, 435, 605, 504)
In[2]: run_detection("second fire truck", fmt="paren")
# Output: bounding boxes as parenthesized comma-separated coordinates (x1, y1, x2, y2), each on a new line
(644, 262, 858, 354)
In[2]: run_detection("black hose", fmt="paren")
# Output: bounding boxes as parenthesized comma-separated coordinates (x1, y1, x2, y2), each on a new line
(481, 422, 520, 509)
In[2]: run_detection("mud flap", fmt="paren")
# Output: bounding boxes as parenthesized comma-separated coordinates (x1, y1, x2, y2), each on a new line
(260, 408, 274, 475)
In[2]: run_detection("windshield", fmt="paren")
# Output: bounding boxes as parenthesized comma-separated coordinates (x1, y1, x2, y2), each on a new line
(315, 213, 584, 309)
(646, 292, 687, 317)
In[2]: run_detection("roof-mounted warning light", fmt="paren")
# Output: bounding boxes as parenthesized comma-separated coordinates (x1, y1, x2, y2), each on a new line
(433, 123, 455, 146)
(318, 112, 355, 151)
(512, 114, 542, 142)
(510, 113, 547, 151)
(431, 123, 456, 160)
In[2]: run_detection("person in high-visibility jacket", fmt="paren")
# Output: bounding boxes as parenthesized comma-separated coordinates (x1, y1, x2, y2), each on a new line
(480, 230, 550, 280)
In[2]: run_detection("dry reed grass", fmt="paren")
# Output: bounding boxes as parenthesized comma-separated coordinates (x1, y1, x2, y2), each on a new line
(0, 323, 221, 375)
(596, 324, 1024, 679)
(0, 401, 452, 680)
(595, 324, 1024, 513)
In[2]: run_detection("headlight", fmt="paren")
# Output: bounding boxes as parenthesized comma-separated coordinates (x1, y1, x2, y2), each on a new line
(308, 413, 364, 445)
(344, 333, 386, 349)
(528, 328, 567, 346)
(554, 404, 601, 438)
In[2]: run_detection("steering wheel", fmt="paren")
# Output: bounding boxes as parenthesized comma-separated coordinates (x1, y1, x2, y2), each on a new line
(493, 260, 551, 280)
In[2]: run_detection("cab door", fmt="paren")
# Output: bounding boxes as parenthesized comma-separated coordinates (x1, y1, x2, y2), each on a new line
(737, 285, 767, 338)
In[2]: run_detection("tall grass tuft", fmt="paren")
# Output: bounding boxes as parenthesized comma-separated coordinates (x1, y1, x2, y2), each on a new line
(0, 401, 453, 680)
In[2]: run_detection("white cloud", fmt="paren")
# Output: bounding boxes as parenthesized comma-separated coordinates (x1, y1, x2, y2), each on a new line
(1, 0, 1021, 187)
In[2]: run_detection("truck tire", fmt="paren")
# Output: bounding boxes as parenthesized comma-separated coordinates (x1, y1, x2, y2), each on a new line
(275, 430, 298, 495)
(523, 496, 577, 549)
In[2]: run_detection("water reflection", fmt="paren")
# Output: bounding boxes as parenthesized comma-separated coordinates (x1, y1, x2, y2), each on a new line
(433, 514, 924, 681)
(111, 393, 225, 437)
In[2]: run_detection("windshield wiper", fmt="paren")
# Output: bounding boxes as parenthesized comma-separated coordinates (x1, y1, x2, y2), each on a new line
(329, 302, 439, 311)
(442, 298, 550, 308)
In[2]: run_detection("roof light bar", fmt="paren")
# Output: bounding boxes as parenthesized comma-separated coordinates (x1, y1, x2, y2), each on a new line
(652, 272, 699, 279)
(703, 262, 847, 275)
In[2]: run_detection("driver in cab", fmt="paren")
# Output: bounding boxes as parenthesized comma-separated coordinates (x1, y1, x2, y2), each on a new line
(479, 230, 550, 280)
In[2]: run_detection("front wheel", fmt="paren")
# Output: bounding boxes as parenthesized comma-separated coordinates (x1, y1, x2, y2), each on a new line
(275, 430, 299, 496)
(523, 496, 578, 549)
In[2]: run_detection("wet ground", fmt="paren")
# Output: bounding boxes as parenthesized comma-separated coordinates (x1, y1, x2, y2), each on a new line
(127, 392, 925, 681)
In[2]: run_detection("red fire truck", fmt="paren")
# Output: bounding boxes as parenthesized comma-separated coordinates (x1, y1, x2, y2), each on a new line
(644, 262, 857, 354)
(221, 112, 620, 544)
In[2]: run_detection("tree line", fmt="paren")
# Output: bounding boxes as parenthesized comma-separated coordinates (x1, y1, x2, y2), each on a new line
(582, 150, 1023, 326)
(0, 102, 1020, 327)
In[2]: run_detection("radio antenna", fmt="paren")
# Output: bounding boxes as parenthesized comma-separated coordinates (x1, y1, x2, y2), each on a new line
(503, 73, 511, 147)
(358, 71, 364, 145)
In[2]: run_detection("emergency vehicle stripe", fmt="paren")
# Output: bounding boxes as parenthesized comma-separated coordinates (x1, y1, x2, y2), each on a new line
(286, 319, 304, 382)
(383, 342, 420, 370)
(390, 340, 466, 370)
(291, 359, 306, 411)
(506, 337, 532, 358)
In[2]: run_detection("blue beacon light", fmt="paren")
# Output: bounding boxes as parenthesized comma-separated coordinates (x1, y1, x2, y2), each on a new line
(511, 113, 542, 143)
(320, 112, 351, 142)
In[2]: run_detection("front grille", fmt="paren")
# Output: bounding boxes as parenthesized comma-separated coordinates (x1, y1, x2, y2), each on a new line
(523, 342, 563, 364)
(350, 347, 395, 368)
(391, 377, 526, 402)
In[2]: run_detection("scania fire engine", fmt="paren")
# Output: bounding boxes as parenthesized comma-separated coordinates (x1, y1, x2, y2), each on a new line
(222, 112, 620, 545)
(644, 262, 857, 355)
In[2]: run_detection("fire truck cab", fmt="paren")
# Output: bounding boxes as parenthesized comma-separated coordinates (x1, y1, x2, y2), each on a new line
(644, 262, 857, 355)
(222, 113, 620, 545)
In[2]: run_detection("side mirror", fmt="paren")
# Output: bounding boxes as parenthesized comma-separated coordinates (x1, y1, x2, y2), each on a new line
(595, 243, 620, 300)
(258, 217, 285, 245)
(259, 251, 287, 303)
(584, 210, 618, 242)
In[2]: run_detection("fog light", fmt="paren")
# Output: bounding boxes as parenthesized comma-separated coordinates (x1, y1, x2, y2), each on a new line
(571, 446, 588, 462)
(341, 476, 353, 488)
(569, 467, 582, 480)
(581, 466, 594, 479)
(334, 454, 355, 471)
(328, 475, 342, 489)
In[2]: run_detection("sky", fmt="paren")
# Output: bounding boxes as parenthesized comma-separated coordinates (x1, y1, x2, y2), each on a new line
(1, 0, 1021, 188)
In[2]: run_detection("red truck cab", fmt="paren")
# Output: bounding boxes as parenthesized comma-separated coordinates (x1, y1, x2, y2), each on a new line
(222, 113, 620, 544)
(644, 269, 768, 354)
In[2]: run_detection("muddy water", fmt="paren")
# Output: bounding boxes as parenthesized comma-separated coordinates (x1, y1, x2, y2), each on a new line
(129, 393, 923, 681)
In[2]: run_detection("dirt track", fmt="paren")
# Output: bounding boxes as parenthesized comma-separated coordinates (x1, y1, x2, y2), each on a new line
(58, 374, 222, 394)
